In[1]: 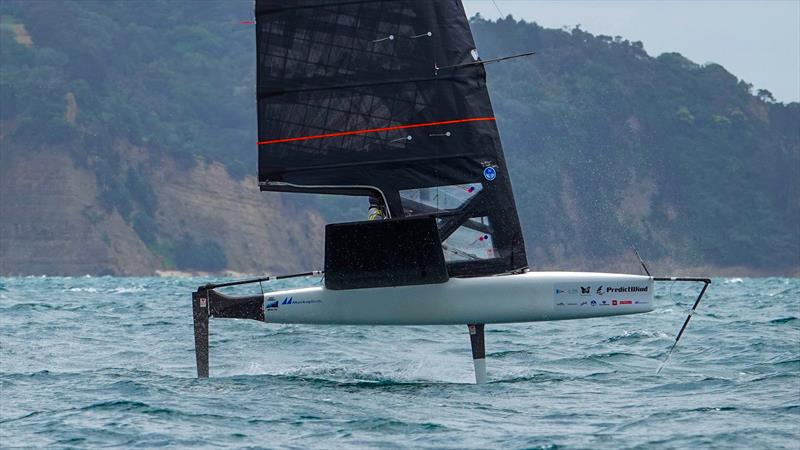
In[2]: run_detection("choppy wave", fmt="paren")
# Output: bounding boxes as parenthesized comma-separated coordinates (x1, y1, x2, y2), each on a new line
(0, 276, 798, 449)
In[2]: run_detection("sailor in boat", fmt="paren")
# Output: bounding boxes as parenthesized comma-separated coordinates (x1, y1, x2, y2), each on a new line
(367, 194, 386, 221)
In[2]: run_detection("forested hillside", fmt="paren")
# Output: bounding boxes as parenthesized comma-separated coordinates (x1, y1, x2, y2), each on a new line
(470, 16, 799, 272)
(1, 1, 797, 275)
(0, 0, 325, 275)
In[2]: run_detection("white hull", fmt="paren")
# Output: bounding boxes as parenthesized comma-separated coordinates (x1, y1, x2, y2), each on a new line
(261, 271, 654, 325)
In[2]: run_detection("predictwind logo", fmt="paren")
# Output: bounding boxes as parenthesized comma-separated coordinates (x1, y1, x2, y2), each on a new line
(606, 286, 649, 293)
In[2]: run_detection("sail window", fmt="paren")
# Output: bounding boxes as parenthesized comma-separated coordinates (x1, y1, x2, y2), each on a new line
(441, 216, 495, 262)
(399, 183, 483, 215)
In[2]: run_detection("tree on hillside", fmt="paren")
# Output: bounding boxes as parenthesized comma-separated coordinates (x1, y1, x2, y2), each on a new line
(757, 88, 776, 103)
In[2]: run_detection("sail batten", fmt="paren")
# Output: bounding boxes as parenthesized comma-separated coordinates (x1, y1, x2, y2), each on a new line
(256, 0, 528, 276)
(257, 73, 474, 98)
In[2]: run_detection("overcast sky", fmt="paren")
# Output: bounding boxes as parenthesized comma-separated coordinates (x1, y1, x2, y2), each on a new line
(463, 0, 800, 103)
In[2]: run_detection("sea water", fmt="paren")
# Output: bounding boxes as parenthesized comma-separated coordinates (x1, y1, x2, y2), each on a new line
(0, 276, 798, 449)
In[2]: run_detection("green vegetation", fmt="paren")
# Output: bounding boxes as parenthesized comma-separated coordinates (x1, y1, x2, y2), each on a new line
(471, 16, 799, 270)
(1, 3, 797, 272)
(1, 1, 253, 271)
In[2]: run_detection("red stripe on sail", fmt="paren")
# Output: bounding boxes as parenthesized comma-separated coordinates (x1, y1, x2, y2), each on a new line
(257, 117, 496, 146)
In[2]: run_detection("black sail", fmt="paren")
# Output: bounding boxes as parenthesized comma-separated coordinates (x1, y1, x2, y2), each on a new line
(256, 0, 527, 276)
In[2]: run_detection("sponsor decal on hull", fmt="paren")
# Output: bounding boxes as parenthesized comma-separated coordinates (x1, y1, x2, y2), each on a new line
(554, 281, 651, 308)
(606, 286, 648, 293)
(281, 296, 322, 305)
(266, 296, 322, 311)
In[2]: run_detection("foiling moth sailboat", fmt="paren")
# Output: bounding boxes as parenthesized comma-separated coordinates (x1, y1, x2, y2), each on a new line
(192, 0, 709, 383)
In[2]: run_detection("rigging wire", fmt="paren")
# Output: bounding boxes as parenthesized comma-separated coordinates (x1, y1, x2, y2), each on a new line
(492, 0, 504, 18)
(633, 247, 651, 276)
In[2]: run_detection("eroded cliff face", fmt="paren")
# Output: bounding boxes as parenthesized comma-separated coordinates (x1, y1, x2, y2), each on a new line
(0, 146, 325, 276)
(148, 155, 325, 275)
(0, 149, 160, 275)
